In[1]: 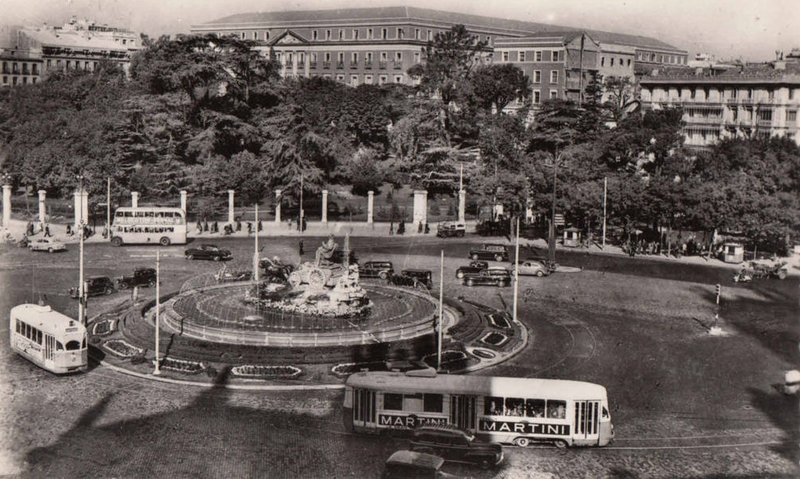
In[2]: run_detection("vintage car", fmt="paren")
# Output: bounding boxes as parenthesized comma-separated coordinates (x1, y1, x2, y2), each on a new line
(410, 425, 504, 469)
(184, 244, 232, 261)
(28, 238, 66, 253)
(388, 269, 433, 289)
(382, 450, 458, 479)
(116, 267, 157, 289)
(69, 275, 116, 298)
(436, 222, 466, 238)
(214, 269, 253, 283)
(468, 244, 509, 262)
(462, 267, 511, 287)
(512, 260, 550, 277)
(455, 261, 489, 279)
(360, 261, 394, 279)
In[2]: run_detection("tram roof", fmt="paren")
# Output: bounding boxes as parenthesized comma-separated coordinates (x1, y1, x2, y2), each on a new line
(115, 206, 184, 212)
(346, 371, 607, 399)
(10, 304, 85, 336)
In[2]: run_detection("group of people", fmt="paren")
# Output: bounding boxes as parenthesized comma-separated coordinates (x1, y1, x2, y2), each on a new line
(388, 220, 430, 235)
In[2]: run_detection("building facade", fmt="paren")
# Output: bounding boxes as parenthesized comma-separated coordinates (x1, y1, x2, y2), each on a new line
(0, 17, 140, 88)
(640, 51, 800, 147)
(190, 6, 686, 92)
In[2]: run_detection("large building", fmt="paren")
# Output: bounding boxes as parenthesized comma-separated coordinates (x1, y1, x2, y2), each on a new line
(0, 17, 141, 88)
(190, 6, 687, 92)
(640, 49, 800, 148)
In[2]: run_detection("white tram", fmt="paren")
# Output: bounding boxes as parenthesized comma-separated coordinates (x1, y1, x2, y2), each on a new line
(9, 304, 88, 374)
(343, 370, 614, 448)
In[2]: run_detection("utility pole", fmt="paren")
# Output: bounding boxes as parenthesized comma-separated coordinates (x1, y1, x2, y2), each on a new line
(153, 249, 161, 375)
(602, 176, 607, 250)
(513, 217, 520, 323)
(299, 175, 304, 233)
(253, 203, 260, 282)
(437, 250, 444, 371)
(106, 177, 111, 240)
(549, 151, 559, 263)
(76, 174, 86, 325)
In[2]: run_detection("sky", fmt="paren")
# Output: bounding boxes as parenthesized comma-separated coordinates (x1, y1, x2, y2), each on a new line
(1, 0, 799, 61)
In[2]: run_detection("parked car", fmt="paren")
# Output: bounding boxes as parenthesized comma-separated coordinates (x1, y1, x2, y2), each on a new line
(214, 268, 253, 283)
(455, 261, 488, 279)
(522, 255, 559, 273)
(436, 222, 466, 238)
(512, 260, 550, 277)
(184, 244, 232, 261)
(69, 276, 116, 298)
(462, 267, 511, 287)
(28, 238, 66, 253)
(360, 261, 394, 279)
(389, 269, 433, 289)
(468, 244, 509, 262)
(116, 267, 157, 289)
(410, 426, 504, 469)
(382, 450, 459, 479)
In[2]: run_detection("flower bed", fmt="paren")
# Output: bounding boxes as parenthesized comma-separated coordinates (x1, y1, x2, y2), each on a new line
(487, 313, 511, 329)
(422, 350, 468, 366)
(331, 361, 388, 377)
(480, 332, 509, 347)
(160, 357, 205, 374)
(231, 365, 302, 379)
(103, 339, 144, 358)
(92, 320, 116, 336)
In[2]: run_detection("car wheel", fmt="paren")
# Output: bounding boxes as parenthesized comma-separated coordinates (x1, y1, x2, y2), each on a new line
(159, 236, 171, 246)
(105, 288, 113, 296)
(379, 271, 388, 280)
(213, 256, 221, 261)
(536, 270, 544, 277)
(117, 282, 127, 290)
(186, 254, 194, 260)
(514, 437, 530, 447)
(456, 271, 464, 279)
(48, 247, 53, 253)
(111, 236, 123, 247)
(778, 271, 787, 280)
(148, 280, 156, 288)
(458, 231, 465, 237)
(472, 254, 479, 260)
(495, 254, 504, 262)
(554, 439, 568, 449)
(467, 279, 475, 286)
(479, 459, 492, 470)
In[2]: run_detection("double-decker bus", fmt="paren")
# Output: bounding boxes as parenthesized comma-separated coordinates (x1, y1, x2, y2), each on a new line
(343, 370, 613, 448)
(110, 207, 187, 246)
(9, 304, 88, 374)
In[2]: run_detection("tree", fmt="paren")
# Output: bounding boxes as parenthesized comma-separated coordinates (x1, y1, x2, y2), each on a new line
(340, 147, 388, 196)
(196, 151, 268, 206)
(603, 76, 639, 124)
(470, 64, 530, 112)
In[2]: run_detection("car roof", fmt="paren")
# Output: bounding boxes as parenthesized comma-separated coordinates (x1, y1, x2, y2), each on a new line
(386, 450, 444, 469)
(487, 266, 508, 271)
(402, 269, 431, 274)
(88, 275, 111, 280)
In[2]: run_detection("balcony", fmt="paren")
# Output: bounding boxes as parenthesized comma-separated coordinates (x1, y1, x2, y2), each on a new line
(392, 61, 403, 70)
(757, 119, 773, 127)
(309, 61, 317, 69)
(378, 61, 388, 70)
(364, 61, 373, 69)
(322, 61, 331, 69)
(336, 62, 344, 69)
(350, 62, 359, 69)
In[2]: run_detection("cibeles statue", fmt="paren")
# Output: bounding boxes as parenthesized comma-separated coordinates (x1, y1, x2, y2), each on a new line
(315, 234, 338, 266)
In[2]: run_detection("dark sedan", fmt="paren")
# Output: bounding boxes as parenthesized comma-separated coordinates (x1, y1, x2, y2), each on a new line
(184, 244, 232, 261)
(462, 267, 511, 287)
(455, 261, 488, 279)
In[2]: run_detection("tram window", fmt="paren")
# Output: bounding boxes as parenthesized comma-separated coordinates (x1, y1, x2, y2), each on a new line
(384, 393, 403, 410)
(56, 341, 64, 351)
(36, 330, 42, 344)
(15, 319, 20, 334)
(602, 407, 609, 418)
(65, 340, 81, 351)
(547, 400, 566, 419)
(504, 397, 524, 416)
(526, 399, 546, 418)
(24, 323, 30, 338)
(484, 396, 503, 415)
(423, 394, 443, 413)
(82, 338, 86, 348)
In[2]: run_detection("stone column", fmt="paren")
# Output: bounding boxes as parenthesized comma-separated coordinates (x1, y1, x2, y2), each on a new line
(73, 189, 89, 228)
(180, 190, 187, 216)
(321, 190, 328, 223)
(304, 51, 311, 77)
(38, 190, 47, 227)
(292, 51, 298, 76)
(274, 189, 282, 223)
(367, 191, 374, 224)
(458, 189, 466, 224)
(493, 204, 504, 219)
(131, 191, 139, 208)
(227, 190, 235, 224)
(412, 190, 428, 232)
(1, 183, 11, 229)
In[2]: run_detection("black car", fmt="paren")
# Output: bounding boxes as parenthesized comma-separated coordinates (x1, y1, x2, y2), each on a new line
(462, 267, 511, 287)
(382, 450, 458, 479)
(360, 261, 394, 279)
(436, 222, 466, 238)
(184, 244, 232, 261)
(468, 244, 509, 262)
(389, 269, 433, 289)
(116, 267, 157, 289)
(410, 426, 504, 469)
(69, 276, 116, 298)
(455, 261, 488, 279)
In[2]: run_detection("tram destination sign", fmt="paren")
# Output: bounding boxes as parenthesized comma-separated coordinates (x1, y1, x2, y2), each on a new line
(378, 414, 448, 429)
(479, 419, 570, 436)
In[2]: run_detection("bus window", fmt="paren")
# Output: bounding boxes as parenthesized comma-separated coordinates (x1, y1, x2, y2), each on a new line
(65, 340, 81, 351)
(504, 397, 524, 416)
(384, 393, 403, 410)
(15, 319, 20, 334)
(526, 399, 546, 418)
(484, 396, 503, 416)
(56, 341, 64, 351)
(423, 394, 443, 413)
(36, 330, 42, 344)
(547, 400, 566, 419)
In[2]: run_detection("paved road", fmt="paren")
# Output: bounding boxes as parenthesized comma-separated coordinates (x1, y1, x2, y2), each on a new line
(0, 238, 797, 478)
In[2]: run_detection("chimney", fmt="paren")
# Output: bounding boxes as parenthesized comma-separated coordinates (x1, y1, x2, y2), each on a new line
(774, 61, 786, 71)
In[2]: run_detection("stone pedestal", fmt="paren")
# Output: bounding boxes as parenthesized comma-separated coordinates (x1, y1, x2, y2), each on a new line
(180, 191, 187, 216)
(38, 190, 47, 227)
(1, 184, 11, 229)
(131, 191, 139, 208)
(458, 190, 466, 224)
(274, 189, 282, 223)
(227, 190, 235, 224)
(412, 190, 428, 232)
(367, 191, 374, 224)
(493, 204, 504, 219)
(321, 190, 328, 223)
(73, 189, 89, 228)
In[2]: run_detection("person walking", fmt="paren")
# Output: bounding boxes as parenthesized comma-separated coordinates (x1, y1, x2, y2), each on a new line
(44, 225, 51, 238)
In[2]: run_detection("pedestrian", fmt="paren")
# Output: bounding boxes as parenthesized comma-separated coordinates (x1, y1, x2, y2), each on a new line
(257, 220, 263, 232)
(302, 217, 307, 232)
(236, 220, 242, 232)
(66, 224, 73, 236)
(418, 221, 423, 234)
(424, 223, 430, 234)
(203, 221, 209, 233)
(247, 222, 252, 235)
(213, 221, 218, 233)
(397, 220, 405, 235)
(44, 225, 51, 238)
(26, 222, 33, 236)
(299, 240, 304, 256)
(197, 221, 202, 233)
(389, 221, 394, 235)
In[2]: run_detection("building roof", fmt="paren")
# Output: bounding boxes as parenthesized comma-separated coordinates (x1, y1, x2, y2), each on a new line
(194, 6, 684, 53)
(20, 27, 129, 51)
(641, 61, 800, 85)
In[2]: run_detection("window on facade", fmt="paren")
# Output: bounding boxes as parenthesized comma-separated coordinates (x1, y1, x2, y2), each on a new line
(758, 109, 773, 121)
(787, 110, 797, 122)
(365, 75, 373, 84)
(395, 52, 402, 62)
(394, 75, 403, 83)
(299, 53, 305, 63)
(352, 52, 358, 63)
(368, 28, 373, 39)
(338, 29, 344, 40)
(351, 75, 358, 86)
(427, 30, 433, 41)
(380, 52, 388, 61)
(627, 59, 631, 67)
(415, 28, 421, 40)
(502, 51, 509, 62)
(310, 53, 317, 62)
(312, 30, 318, 40)
(519, 51, 525, 62)
(326, 30, 331, 40)
(414, 52, 420, 64)
(336, 74, 345, 82)
(550, 71, 559, 83)
(610, 58, 614, 67)
(550, 90, 558, 99)
(535, 51, 542, 62)
(324, 52, 331, 62)
(552, 51, 560, 61)
(264, 31, 270, 41)
(353, 29, 359, 40)
(398, 28, 404, 39)
(486, 36, 492, 45)
(601, 57, 605, 67)
(382, 28, 388, 39)
(533, 90, 541, 104)
(533, 70, 541, 83)
(379, 75, 387, 85)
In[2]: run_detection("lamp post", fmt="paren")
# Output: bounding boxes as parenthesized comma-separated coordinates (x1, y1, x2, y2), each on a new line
(546, 151, 564, 263)
(106, 177, 111, 239)
(299, 175, 304, 233)
(153, 249, 161, 375)
(76, 174, 86, 325)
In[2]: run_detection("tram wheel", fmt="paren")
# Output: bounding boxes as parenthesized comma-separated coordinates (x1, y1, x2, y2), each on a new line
(159, 236, 170, 246)
(514, 437, 530, 447)
(554, 439, 568, 449)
